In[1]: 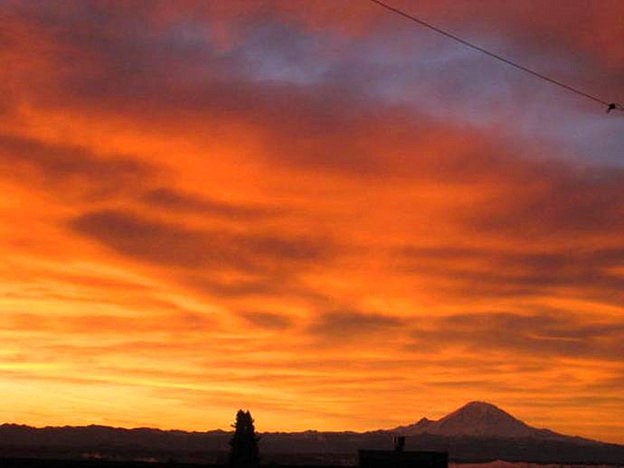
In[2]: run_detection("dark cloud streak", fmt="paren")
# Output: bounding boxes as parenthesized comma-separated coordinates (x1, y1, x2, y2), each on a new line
(308, 310, 404, 339)
(410, 311, 624, 361)
(0, 133, 153, 198)
(70, 209, 330, 273)
(141, 188, 278, 220)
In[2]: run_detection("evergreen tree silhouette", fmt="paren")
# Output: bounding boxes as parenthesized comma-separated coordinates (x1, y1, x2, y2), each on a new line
(229, 409, 260, 468)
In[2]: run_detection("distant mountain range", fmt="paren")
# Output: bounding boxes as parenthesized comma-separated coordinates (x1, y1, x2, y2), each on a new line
(1, 402, 623, 465)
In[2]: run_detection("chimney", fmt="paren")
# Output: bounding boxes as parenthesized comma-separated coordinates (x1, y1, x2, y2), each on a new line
(394, 436, 405, 452)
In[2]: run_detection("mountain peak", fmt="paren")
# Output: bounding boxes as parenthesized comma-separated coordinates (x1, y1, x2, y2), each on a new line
(391, 416, 433, 435)
(393, 401, 551, 439)
(431, 401, 537, 438)
(450, 401, 513, 420)
(462, 401, 502, 410)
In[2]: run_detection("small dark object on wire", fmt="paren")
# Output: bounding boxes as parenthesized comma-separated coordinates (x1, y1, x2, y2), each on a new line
(368, 0, 623, 114)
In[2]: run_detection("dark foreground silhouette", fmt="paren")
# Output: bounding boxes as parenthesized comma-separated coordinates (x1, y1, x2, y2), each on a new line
(1, 403, 623, 465)
(229, 410, 259, 468)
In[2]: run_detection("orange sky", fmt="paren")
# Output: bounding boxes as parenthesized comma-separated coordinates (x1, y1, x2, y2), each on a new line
(1, 0, 623, 443)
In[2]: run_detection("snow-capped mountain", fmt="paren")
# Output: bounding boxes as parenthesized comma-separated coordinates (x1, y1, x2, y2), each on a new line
(394, 401, 564, 439)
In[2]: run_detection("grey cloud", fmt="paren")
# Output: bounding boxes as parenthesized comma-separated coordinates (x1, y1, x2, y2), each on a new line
(308, 310, 404, 339)
(410, 311, 624, 361)
(238, 311, 294, 330)
(69, 209, 329, 272)
(397, 245, 624, 303)
(466, 165, 624, 238)
(0, 133, 153, 197)
(141, 188, 277, 219)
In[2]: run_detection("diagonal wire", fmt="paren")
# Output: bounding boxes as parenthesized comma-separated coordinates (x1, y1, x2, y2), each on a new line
(368, 0, 622, 112)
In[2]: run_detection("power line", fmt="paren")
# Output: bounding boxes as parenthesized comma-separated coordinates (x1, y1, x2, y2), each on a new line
(368, 0, 622, 113)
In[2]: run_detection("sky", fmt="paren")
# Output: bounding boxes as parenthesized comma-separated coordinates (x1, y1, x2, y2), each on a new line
(1, 0, 623, 444)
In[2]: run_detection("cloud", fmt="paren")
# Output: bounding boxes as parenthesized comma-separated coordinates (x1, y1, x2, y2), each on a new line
(140, 188, 277, 220)
(238, 311, 294, 330)
(397, 245, 624, 303)
(69, 209, 330, 272)
(466, 165, 624, 240)
(0, 133, 153, 198)
(3, 311, 214, 335)
(307, 310, 404, 340)
(410, 311, 624, 361)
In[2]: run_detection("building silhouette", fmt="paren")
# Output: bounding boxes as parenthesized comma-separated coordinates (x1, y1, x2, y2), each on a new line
(358, 436, 448, 468)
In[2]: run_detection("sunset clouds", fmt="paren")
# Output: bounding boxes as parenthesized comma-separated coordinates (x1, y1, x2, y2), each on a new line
(1, 0, 623, 443)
